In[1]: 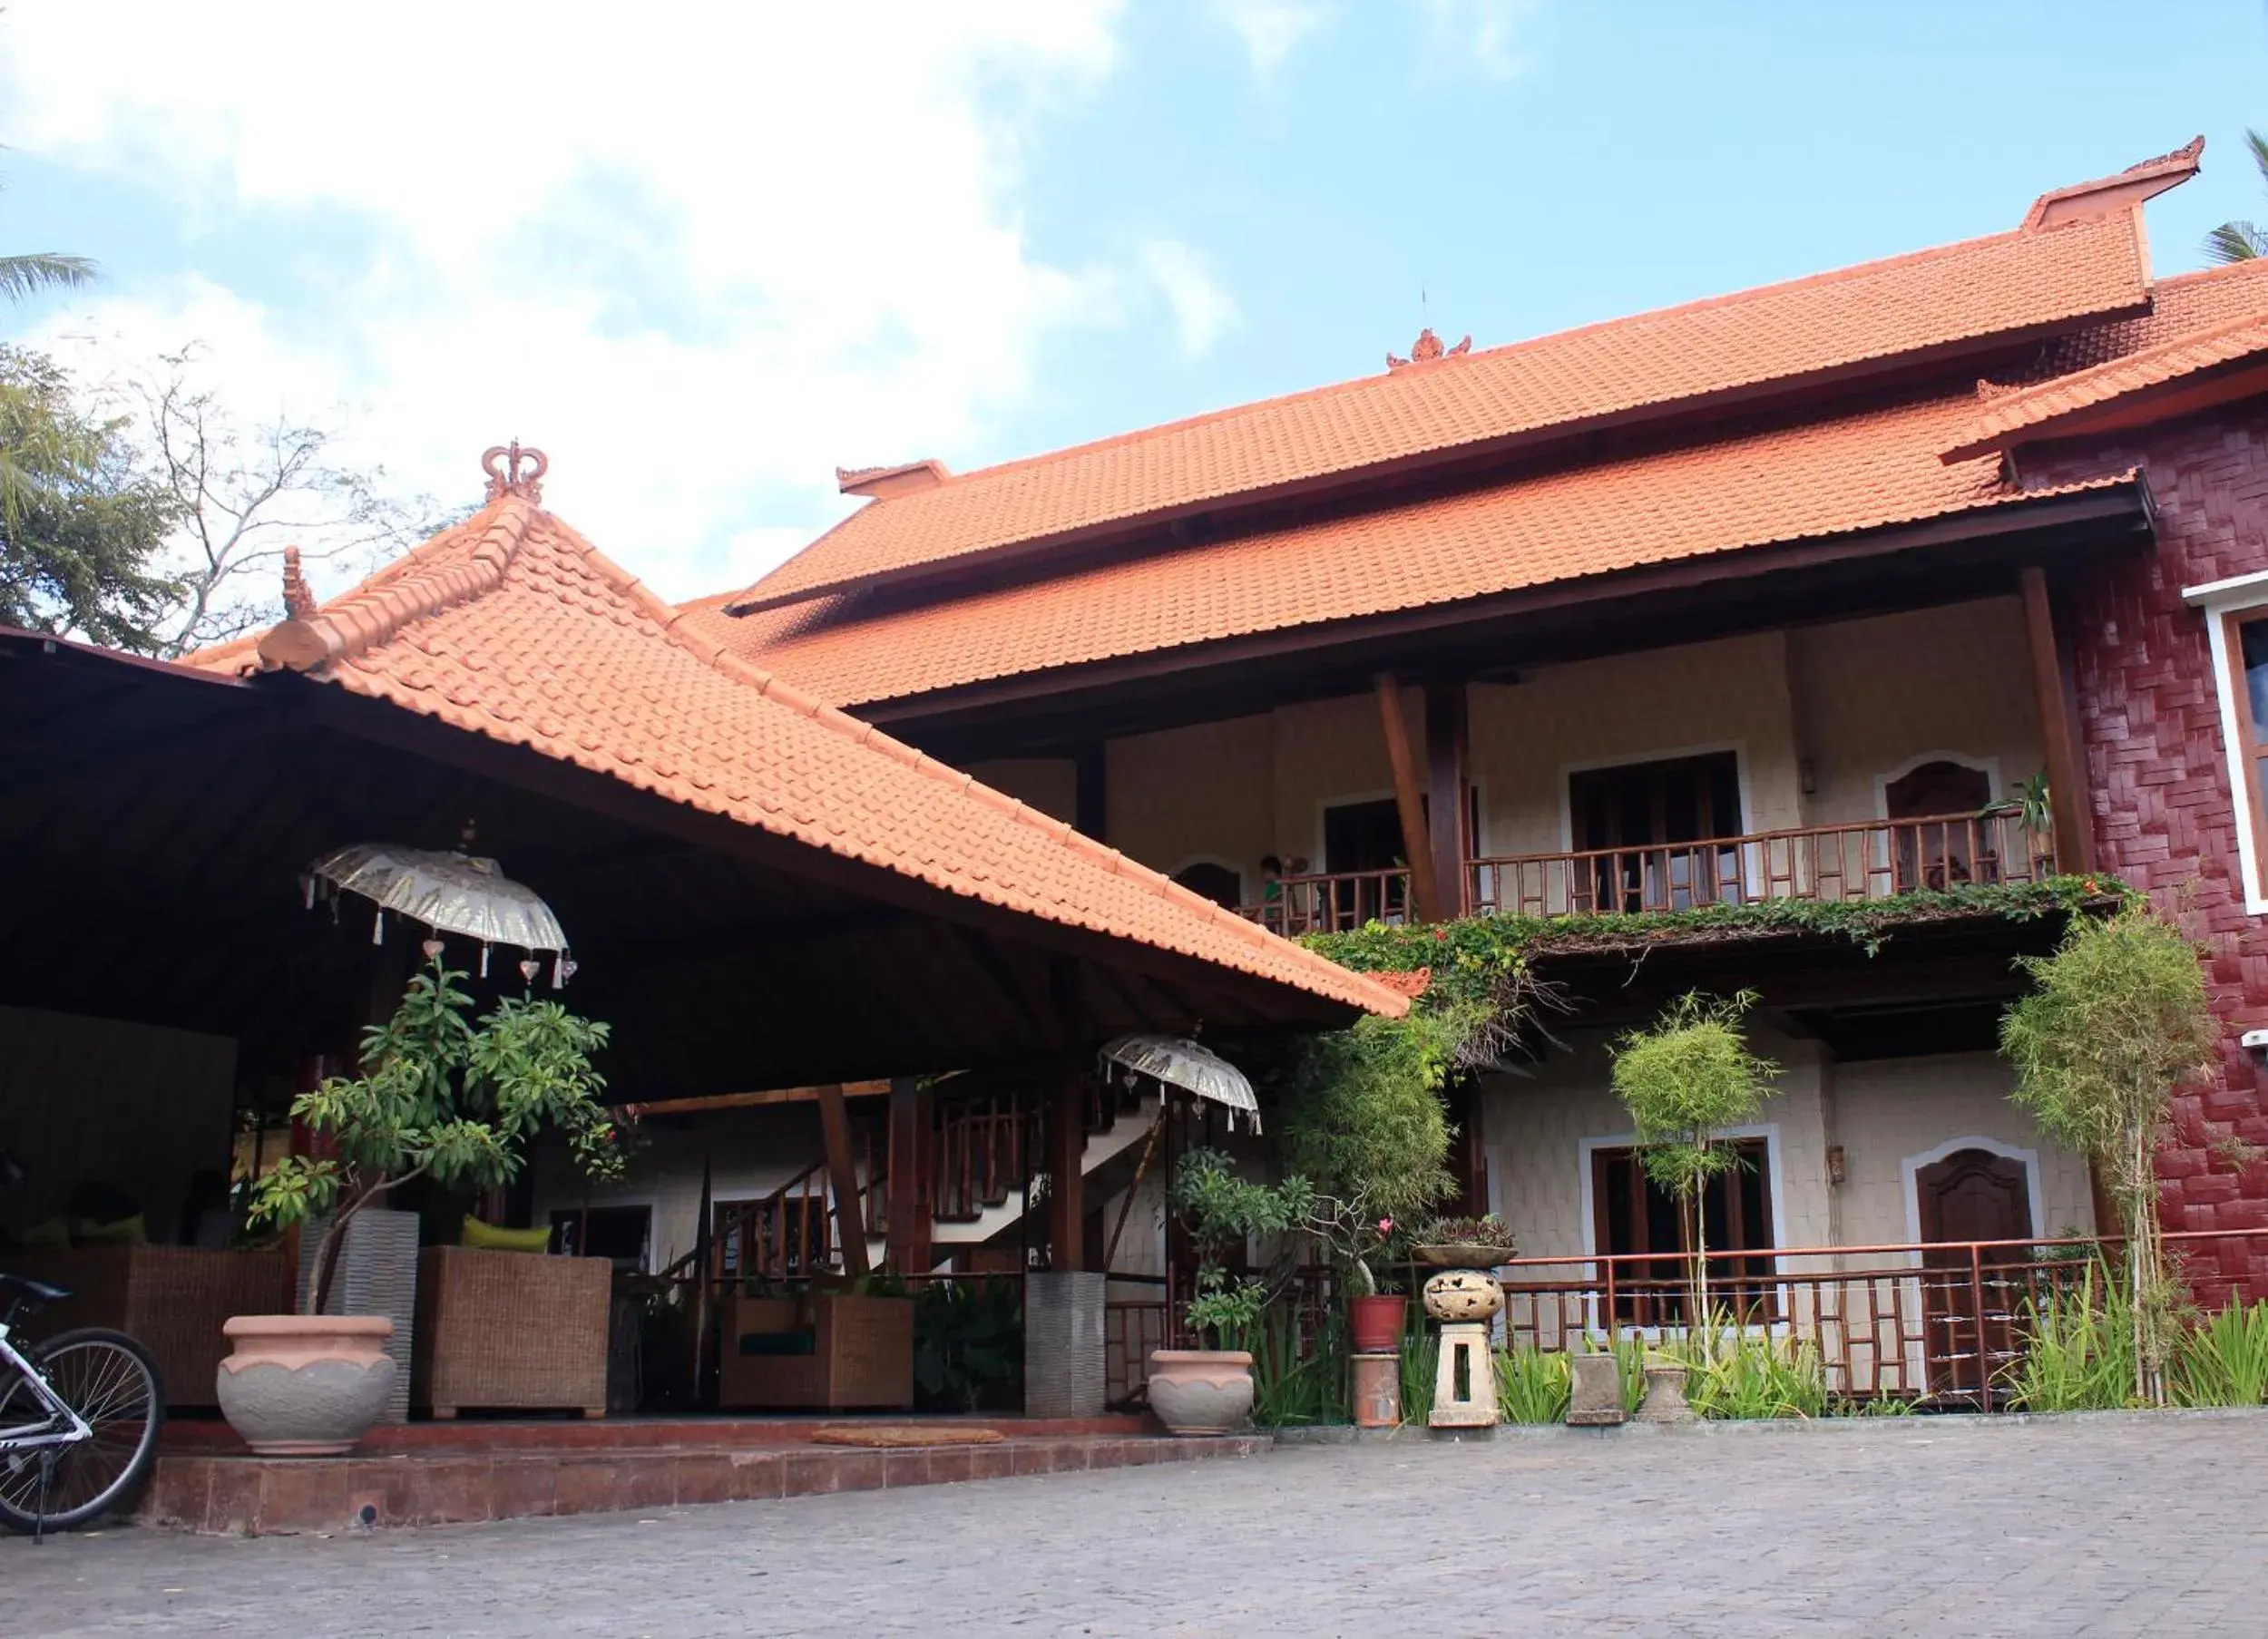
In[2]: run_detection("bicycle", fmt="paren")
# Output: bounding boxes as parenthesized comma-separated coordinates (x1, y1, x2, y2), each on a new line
(0, 1271, 166, 1537)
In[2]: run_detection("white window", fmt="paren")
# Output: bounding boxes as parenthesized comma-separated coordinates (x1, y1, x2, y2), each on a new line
(2187, 571, 2268, 913)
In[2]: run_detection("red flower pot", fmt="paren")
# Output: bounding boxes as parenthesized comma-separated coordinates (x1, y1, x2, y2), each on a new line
(1347, 1294, 1408, 1355)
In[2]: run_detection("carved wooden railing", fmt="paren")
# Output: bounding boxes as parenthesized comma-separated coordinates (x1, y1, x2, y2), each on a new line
(1236, 867, 1414, 937)
(712, 1160, 833, 1283)
(1463, 811, 2054, 921)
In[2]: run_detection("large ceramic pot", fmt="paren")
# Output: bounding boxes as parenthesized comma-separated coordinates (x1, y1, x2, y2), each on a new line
(215, 1315, 396, 1457)
(1146, 1349, 1254, 1436)
(1346, 1293, 1408, 1355)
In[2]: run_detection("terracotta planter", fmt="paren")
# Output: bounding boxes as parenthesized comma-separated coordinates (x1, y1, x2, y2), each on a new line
(1146, 1349, 1254, 1436)
(214, 1314, 396, 1456)
(1346, 1293, 1408, 1355)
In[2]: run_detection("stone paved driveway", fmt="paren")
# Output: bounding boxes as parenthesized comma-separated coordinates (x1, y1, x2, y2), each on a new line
(7, 1413, 2266, 1636)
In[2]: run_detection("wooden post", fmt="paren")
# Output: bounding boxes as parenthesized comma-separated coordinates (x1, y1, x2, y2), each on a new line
(1049, 961, 1089, 1273)
(1425, 678, 1471, 919)
(817, 1083, 870, 1278)
(2020, 566, 2097, 874)
(1074, 740, 1108, 843)
(885, 1076, 934, 1274)
(1374, 673, 1442, 922)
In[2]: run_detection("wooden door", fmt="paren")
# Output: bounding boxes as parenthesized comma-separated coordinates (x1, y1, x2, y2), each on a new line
(1916, 1148, 2032, 1400)
(1570, 753, 1742, 912)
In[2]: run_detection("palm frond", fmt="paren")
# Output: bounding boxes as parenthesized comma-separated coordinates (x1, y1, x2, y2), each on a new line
(2204, 220, 2268, 266)
(0, 253, 96, 302)
(2249, 127, 2268, 188)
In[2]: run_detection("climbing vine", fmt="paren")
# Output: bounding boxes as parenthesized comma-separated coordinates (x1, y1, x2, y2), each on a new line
(1305, 874, 2129, 1014)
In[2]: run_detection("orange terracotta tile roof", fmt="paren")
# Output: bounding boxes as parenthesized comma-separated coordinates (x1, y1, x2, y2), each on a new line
(1944, 306, 2268, 462)
(189, 483, 1405, 1019)
(687, 391, 2139, 707)
(730, 208, 2150, 613)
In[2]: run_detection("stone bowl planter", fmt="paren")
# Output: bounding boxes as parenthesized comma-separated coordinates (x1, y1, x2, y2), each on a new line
(215, 1314, 396, 1456)
(1145, 1349, 1254, 1437)
(1413, 1242, 1517, 1268)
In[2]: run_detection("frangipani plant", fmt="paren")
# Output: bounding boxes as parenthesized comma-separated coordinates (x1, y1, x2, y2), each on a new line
(1168, 1147, 1313, 1346)
(251, 955, 626, 1315)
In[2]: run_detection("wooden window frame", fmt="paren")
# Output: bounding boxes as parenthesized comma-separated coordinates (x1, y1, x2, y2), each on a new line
(1589, 1138, 1780, 1327)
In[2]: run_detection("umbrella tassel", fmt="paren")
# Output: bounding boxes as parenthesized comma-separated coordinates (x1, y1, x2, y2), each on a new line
(372, 910, 385, 945)
(480, 943, 492, 979)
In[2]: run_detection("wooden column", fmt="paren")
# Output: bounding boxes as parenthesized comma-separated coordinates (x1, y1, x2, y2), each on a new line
(2020, 565, 2097, 873)
(1424, 679, 1471, 919)
(1048, 961, 1089, 1272)
(1074, 740, 1108, 843)
(1374, 673, 1442, 922)
(816, 1083, 870, 1277)
(884, 1076, 933, 1274)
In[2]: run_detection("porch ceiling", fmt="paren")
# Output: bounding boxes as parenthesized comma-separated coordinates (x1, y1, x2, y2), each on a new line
(0, 633, 1354, 1100)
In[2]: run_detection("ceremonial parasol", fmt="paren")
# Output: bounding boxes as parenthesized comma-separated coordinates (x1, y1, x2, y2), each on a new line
(1097, 1033, 1260, 1133)
(303, 836, 574, 986)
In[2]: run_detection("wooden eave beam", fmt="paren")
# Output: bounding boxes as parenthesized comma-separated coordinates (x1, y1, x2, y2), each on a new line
(1374, 674, 1442, 922)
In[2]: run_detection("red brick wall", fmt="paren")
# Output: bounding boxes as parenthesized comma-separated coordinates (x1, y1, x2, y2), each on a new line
(2030, 406, 2268, 1302)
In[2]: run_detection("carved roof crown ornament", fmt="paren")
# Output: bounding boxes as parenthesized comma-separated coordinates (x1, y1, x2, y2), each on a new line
(1388, 327, 1472, 371)
(482, 441, 548, 504)
(280, 544, 318, 620)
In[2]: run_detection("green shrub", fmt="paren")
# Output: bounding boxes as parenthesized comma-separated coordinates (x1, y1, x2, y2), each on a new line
(1237, 1302, 1350, 1428)
(2001, 1263, 2136, 1412)
(2171, 1299, 2268, 1408)
(1399, 1329, 1437, 1425)
(1677, 1327, 1826, 1419)
(1495, 1345, 1571, 1423)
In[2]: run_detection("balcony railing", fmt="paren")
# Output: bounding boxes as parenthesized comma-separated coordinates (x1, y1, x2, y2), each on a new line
(1468, 810, 2053, 919)
(1237, 812, 2052, 930)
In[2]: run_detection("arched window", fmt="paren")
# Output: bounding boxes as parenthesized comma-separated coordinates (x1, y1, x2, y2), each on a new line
(1171, 862, 1243, 911)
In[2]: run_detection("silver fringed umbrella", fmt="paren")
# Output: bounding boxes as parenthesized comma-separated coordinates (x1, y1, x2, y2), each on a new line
(304, 842, 574, 985)
(1098, 1034, 1260, 1133)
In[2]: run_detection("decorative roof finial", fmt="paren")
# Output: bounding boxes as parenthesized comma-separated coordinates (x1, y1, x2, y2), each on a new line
(481, 441, 548, 504)
(280, 544, 317, 620)
(1387, 327, 1472, 371)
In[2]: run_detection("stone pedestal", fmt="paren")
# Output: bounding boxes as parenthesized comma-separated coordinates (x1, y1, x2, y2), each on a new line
(1023, 1270, 1107, 1419)
(1635, 1361, 1695, 1424)
(1429, 1322, 1498, 1429)
(1351, 1351, 1400, 1428)
(1567, 1351, 1628, 1426)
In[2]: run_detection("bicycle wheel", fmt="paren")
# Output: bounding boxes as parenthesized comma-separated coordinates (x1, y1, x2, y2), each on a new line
(0, 1328, 164, 1534)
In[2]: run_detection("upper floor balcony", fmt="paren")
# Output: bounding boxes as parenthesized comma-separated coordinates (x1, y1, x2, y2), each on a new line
(1237, 806, 2057, 938)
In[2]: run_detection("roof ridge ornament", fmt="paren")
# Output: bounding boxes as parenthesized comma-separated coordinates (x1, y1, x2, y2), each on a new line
(482, 441, 548, 504)
(280, 544, 318, 620)
(1388, 327, 1472, 371)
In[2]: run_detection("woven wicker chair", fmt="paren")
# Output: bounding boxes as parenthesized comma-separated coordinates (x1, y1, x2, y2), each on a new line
(6, 1245, 288, 1409)
(411, 1246, 610, 1419)
(717, 1292, 914, 1410)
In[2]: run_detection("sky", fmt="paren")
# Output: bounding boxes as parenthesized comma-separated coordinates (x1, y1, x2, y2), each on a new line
(3, 1, 2266, 604)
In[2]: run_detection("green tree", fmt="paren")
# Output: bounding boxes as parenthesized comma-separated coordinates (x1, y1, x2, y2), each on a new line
(1278, 1010, 1461, 1295)
(0, 346, 182, 649)
(1610, 990, 1780, 1342)
(250, 957, 627, 1315)
(1167, 1147, 1313, 1346)
(2001, 905, 2215, 1403)
(2205, 129, 2268, 264)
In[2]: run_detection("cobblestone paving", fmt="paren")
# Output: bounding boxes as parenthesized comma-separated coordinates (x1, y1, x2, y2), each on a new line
(8, 1413, 2268, 1637)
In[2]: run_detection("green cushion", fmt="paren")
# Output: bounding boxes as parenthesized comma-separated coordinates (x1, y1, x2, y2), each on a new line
(18, 1215, 70, 1249)
(461, 1215, 552, 1254)
(74, 1213, 146, 1246)
(737, 1330, 816, 1358)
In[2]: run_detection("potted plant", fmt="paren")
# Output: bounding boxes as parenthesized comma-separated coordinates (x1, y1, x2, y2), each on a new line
(1279, 1014, 1458, 1356)
(2009, 771, 2054, 873)
(1413, 1212, 1518, 1268)
(221, 955, 623, 1454)
(1150, 1147, 1310, 1436)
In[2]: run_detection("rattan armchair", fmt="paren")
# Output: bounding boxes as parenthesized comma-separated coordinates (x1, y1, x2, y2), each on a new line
(7, 1245, 288, 1409)
(411, 1246, 611, 1419)
(717, 1292, 914, 1410)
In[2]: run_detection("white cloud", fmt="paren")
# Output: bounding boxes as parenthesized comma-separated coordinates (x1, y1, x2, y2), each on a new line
(0, 1, 1130, 599)
(1140, 239, 1240, 358)
(1414, 0, 1537, 81)
(1210, 0, 1336, 83)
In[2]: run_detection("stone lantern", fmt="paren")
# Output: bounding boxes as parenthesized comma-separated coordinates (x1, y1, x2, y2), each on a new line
(1421, 1269, 1502, 1430)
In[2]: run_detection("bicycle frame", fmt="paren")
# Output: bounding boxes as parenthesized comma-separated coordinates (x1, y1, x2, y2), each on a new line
(0, 1319, 92, 1454)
